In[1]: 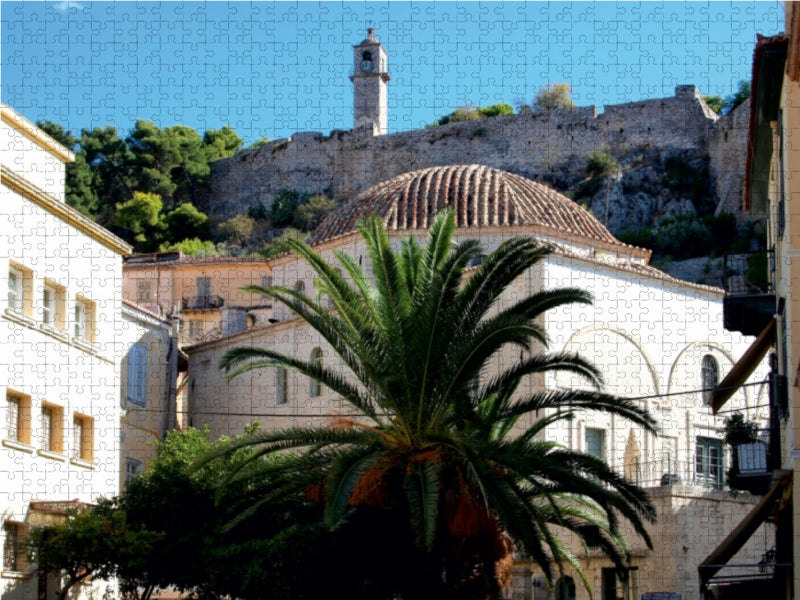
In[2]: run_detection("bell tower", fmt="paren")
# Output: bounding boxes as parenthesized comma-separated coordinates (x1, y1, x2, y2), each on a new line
(350, 28, 390, 135)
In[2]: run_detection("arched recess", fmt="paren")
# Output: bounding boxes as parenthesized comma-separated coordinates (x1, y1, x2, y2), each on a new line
(667, 341, 747, 410)
(557, 324, 661, 397)
(557, 325, 660, 467)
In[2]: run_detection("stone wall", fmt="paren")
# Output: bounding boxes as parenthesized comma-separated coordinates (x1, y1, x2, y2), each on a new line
(201, 86, 724, 222)
(709, 98, 751, 216)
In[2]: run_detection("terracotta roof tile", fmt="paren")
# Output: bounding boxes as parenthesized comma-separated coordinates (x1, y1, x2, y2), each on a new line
(308, 164, 621, 246)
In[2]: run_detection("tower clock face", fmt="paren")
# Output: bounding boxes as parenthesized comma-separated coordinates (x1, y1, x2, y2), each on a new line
(360, 59, 374, 72)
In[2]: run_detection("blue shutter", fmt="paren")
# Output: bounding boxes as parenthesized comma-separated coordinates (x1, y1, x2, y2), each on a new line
(127, 344, 148, 405)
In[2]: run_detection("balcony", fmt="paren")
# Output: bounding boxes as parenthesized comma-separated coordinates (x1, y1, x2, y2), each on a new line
(182, 295, 224, 311)
(614, 454, 725, 491)
(722, 250, 775, 336)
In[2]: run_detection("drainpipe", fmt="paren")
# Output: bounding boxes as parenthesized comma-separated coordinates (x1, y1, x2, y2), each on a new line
(161, 309, 180, 438)
(768, 352, 781, 471)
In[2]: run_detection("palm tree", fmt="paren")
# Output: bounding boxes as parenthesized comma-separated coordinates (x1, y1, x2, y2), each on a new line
(216, 210, 657, 599)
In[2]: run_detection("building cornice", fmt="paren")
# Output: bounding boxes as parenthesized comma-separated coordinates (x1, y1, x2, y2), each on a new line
(1, 105, 75, 163)
(1, 165, 133, 255)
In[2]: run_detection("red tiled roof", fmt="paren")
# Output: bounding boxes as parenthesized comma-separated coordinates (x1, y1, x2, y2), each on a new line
(308, 164, 621, 246)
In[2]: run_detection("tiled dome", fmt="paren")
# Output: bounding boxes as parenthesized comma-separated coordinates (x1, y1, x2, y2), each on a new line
(308, 164, 621, 246)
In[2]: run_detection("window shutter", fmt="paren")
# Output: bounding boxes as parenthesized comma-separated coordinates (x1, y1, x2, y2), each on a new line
(127, 344, 148, 404)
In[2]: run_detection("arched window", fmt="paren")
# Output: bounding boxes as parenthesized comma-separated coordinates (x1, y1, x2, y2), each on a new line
(309, 348, 323, 398)
(276, 368, 288, 406)
(295, 281, 306, 295)
(701, 354, 719, 406)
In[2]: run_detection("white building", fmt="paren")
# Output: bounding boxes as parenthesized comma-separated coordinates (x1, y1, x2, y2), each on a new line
(186, 164, 773, 600)
(1, 105, 131, 600)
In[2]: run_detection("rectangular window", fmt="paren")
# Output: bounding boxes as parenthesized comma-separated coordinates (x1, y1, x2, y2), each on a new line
(260, 275, 273, 289)
(276, 368, 288, 406)
(72, 414, 94, 462)
(3, 521, 21, 572)
(8, 264, 32, 316)
(5, 391, 31, 445)
(127, 344, 148, 405)
(196, 277, 211, 302)
(696, 437, 724, 489)
(40, 404, 63, 453)
(125, 458, 143, 483)
(8, 268, 22, 312)
(601, 567, 638, 600)
(42, 281, 66, 329)
(136, 280, 152, 303)
(585, 428, 605, 460)
(74, 297, 95, 343)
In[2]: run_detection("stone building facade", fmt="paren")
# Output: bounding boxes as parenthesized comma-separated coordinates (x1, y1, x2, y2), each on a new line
(122, 253, 272, 344)
(185, 164, 772, 600)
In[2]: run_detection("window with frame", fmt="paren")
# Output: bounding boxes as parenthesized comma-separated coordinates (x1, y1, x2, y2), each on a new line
(260, 275, 273, 289)
(125, 458, 143, 483)
(309, 348, 323, 398)
(127, 344, 148, 405)
(3, 521, 23, 572)
(585, 428, 605, 460)
(601, 567, 639, 600)
(696, 437, 723, 489)
(74, 297, 95, 343)
(8, 265, 32, 316)
(42, 281, 65, 329)
(276, 368, 288, 406)
(701, 354, 719, 406)
(136, 280, 152, 303)
(72, 414, 94, 462)
(188, 319, 204, 340)
(196, 277, 211, 305)
(40, 404, 64, 453)
(5, 391, 31, 445)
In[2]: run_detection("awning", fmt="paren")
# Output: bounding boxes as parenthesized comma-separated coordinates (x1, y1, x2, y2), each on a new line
(698, 470, 792, 589)
(711, 318, 775, 414)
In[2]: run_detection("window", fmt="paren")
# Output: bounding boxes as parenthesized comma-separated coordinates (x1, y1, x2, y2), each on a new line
(136, 280, 152, 303)
(40, 404, 63, 453)
(5, 391, 31, 445)
(601, 567, 639, 600)
(8, 265, 32, 316)
(42, 282, 65, 329)
(260, 275, 273, 289)
(696, 437, 724, 489)
(72, 414, 94, 462)
(196, 277, 211, 305)
(309, 348, 323, 398)
(3, 521, 22, 572)
(127, 344, 148, 405)
(701, 354, 719, 406)
(585, 428, 605, 460)
(188, 319, 204, 340)
(125, 458, 143, 482)
(276, 368, 288, 405)
(74, 297, 95, 343)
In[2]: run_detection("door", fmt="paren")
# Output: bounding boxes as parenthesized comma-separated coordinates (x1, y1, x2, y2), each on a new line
(696, 437, 724, 489)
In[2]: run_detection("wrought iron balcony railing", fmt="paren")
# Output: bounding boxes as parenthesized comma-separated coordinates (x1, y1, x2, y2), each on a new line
(182, 295, 224, 310)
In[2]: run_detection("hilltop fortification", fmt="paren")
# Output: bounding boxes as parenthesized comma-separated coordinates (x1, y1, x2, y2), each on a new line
(200, 31, 747, 235)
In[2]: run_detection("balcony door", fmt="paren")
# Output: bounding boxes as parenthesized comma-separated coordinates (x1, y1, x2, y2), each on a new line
(196, 277, 211, 307)
(696, 437, 723, 489)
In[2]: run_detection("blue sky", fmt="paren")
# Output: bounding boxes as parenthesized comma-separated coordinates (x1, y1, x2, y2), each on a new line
(1, 1, 785, 146)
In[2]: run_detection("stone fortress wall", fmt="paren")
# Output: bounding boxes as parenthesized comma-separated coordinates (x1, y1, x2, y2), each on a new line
(201, 85, 746, 224)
